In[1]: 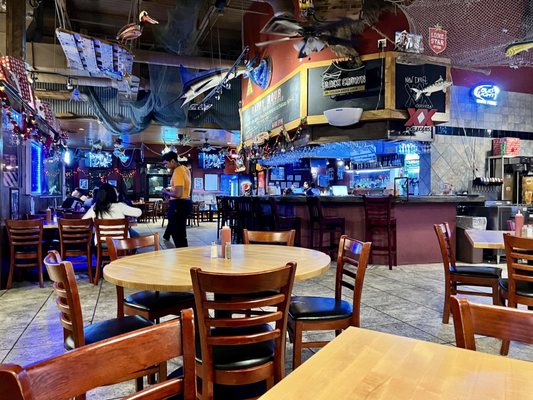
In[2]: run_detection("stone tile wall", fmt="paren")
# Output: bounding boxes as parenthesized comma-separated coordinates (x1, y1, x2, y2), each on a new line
(431, 86, 533, 194)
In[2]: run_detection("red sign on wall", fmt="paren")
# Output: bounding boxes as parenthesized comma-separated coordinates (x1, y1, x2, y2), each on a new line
(429, 25, 447, 55)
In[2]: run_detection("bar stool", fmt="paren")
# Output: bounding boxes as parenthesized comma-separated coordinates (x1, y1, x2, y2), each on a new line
(269, 197, 302, 246)
(363, 195, 397, 270)
(306, 197, 345, 257)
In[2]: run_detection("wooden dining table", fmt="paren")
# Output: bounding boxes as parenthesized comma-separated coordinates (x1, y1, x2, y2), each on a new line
(103, 244, 331, 292)
(259, 326, 533, 400)
(465, 229, 514, 250)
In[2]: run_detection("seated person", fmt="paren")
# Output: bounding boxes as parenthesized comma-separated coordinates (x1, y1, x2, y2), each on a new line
(62, 188, 86, 210)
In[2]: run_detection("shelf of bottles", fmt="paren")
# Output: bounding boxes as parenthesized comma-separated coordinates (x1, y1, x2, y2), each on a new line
(347, 154, 405, 171)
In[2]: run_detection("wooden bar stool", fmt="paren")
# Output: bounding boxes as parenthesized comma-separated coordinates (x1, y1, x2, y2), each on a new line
(306, 197, 345, 257)
(269, 197, 302, 246)
(363, 195, 397, 269)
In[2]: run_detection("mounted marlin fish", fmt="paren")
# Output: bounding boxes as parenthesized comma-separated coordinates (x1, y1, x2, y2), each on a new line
(179, 66, 248, 106)
(411, 76, 452, 101)
(179, 58, 271, 105)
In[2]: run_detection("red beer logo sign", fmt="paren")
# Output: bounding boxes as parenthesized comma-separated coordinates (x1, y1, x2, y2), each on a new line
(429, 25, 447, 55)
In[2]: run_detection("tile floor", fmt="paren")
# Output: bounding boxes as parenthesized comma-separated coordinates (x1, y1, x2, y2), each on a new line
(1, 221, 532, 399)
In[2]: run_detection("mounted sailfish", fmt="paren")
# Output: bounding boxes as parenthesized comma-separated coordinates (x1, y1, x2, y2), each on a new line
(117, 11, 158, 43)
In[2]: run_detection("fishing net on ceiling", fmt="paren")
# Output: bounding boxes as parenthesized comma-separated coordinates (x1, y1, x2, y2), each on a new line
(400, 0, 533, 68)
(90, 0, 241, 136)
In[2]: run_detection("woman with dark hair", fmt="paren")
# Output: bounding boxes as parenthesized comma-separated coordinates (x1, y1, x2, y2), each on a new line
(82, 183, 141, 220)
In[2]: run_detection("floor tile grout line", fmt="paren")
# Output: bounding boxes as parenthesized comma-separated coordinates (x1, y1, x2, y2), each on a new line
(2, 289, 54, 363)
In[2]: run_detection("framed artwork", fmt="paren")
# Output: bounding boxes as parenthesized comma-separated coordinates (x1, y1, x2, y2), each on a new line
(10, 188, 19, 220)
(79, 179, 89, 190)
(204, 174, 219, 191)
(108, 179, 118, 187)
(194, 177, 204, 190)
(294, 175, 302, 181)
(286, 175, 294, 181)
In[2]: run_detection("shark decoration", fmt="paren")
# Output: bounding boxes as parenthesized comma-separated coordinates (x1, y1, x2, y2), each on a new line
(411, 76, 452, 101)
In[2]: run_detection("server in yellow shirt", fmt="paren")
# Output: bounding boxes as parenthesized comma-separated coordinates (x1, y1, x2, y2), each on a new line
(162, 151, 192, 247)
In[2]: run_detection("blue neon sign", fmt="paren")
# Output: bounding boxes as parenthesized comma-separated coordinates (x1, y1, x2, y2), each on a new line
(471, 84, 500, 106)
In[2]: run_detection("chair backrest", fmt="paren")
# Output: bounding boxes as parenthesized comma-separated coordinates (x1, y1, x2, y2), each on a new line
(94, 218, 129, 245)
(306, 196, 323, 221)
(58, 218, 93, 248)
(362, 195, 394, 222)
(146, 201, 156, 213)
(43, 251, 85, 347)
(0, 311, 196, 400)
(503, 233, 533, 306)
(190, 263, 296, 398)
(433, 222, 456, 280)
(107, 233, 159, 261)
(335, 235, 371, 327)
(450, 296, 533, 351)
(6, 219, 43, 251)
(243, 229, 295, 246)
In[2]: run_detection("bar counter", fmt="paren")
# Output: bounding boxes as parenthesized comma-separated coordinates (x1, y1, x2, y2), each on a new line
(266, 195, 485, 265)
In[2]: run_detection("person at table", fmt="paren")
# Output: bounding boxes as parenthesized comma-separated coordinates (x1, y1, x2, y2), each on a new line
(161, 151, 192, 248)
(62, 188, 86, 210)
(82, 183, 142, 237)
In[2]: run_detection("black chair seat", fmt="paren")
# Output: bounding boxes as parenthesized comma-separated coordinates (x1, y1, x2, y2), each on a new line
(499, 278, 533, 298)
(124, 290, 194, 312)
(451, 265, 502, 278)
(168, 368, 267, 400)
(65, 315, 152, 350)
(289, 296, 352, 321)
(196, 324, 274, 371)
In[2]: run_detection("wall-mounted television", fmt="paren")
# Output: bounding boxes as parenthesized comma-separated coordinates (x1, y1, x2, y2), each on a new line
(270, 166, 285, 181)
(87, 151, 112, 168)
(198, 152, 225, 169)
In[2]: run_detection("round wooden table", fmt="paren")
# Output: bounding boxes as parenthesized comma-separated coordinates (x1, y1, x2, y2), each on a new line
(103, 244, 331, 292)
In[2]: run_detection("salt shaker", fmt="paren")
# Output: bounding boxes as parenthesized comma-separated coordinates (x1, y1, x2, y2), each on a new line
(210, 241, 218, 258)
(225, 242, 232, 260)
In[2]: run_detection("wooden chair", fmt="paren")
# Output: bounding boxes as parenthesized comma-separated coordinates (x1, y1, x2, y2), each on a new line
(499, 233, 533, 354)
(362, 195, 397, 269)
(243, 229, 296, 246)
(160, 200, 170, 227)
(43, 250, 159, 394)
(306, 197, 345, 258)
(190, 262, 296, 400)
(187, 202, 201, 227)
(450, 296, 533, 353)
(145, 201, 157, 223)
(107, 234, 195, 323)
(287, 235, 371, 369)
(94, 218, 129, 284)
(0, 311, 196, 400)
(5, 219, 44, 289)
(58, 218, 94, 283)
(433, 223, 502, 324)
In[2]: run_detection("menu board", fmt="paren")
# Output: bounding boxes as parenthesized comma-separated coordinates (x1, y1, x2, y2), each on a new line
(241, 73, 301, 142)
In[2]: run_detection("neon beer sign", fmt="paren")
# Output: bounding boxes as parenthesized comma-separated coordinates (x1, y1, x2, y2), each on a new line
(471, 84, 500, 106)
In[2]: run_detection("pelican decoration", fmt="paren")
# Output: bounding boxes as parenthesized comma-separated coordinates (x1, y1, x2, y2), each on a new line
(117, 11, 158, 43)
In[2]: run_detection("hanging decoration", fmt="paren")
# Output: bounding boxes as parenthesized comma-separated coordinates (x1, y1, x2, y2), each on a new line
(112, 138, 129, 163)
(428, 24, 447, 55)
(66, 167, 137, 181)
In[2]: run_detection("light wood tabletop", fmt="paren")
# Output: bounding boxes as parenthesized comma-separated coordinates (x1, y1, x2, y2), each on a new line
(103, 244, 331, 292)
(259, 326, 533, 400)
(465, 229, 513, 249)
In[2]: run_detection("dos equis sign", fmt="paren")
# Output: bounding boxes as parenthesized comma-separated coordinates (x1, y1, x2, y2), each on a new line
(321, 61, 366, 97)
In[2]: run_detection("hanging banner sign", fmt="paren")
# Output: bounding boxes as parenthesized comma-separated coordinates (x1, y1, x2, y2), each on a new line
(428, 25, 447, 55)
(321, 62, 366, 97)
